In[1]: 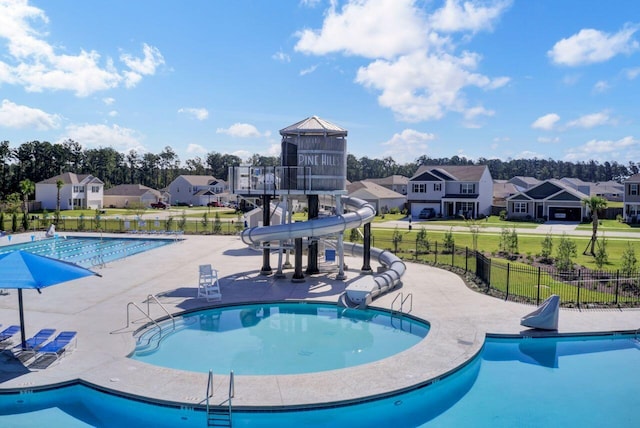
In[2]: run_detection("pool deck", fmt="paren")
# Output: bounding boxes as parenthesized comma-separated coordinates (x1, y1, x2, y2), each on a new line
(0, 233, 638, 410)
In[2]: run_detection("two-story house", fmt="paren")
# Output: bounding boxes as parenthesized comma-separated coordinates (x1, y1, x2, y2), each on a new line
(623, 173, 640, 223)
(506, 179, 588, 221)
(36, 172, 104, 210)
(407, 165, 493, 219)
(167, 175, 227, 206)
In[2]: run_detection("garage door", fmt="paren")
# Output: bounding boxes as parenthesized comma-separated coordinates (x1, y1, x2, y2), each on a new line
(549, 207, 581, 221)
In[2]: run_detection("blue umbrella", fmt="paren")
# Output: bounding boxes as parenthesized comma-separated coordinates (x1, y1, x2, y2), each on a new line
(0, 250, 101, 349)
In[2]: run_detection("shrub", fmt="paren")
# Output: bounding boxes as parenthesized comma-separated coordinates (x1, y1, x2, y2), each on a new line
(443, 228, 455, 253)
(555, 233, 577, 272)
(621, 242, 637, 277)
(499, 210, 507, 220)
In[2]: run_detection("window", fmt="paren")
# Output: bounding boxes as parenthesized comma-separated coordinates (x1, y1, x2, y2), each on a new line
(412, 183, 426, 193)
(460, 202, 474, 212)
(433, 183, 442, 191)
(91, 186, 100, 193)
(72, 185, 85, 193)
(460, 183, 475, 194)
(630, 184, 639, 196)
(514, 202, 527, 214)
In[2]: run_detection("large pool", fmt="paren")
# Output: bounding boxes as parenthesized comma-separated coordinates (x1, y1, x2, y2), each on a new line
(131, 302, 430, 375)
(0, 236, 175, 267)
(1, 334, 638, 427)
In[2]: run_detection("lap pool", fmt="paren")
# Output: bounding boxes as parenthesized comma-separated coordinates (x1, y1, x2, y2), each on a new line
(1, 334, 638, 427)
(0, 235, 175, 267)
(131, 302, 430, 375)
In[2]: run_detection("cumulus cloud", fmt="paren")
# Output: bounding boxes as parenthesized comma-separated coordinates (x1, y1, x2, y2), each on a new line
(0, 99, 61, 130)
(103, 97, 115, 105)
(295, 0, 510, 123)
(186, 143, 207, 154)
(531, 113, 560, 130)
(272, 50, 291, 63)
(0, 0, 163, 96)
(548, 24, 640, 66)
(60, 123, 145, 153)
(429, 0, 511, 33)
(564, 136, 639, 162)
(216, 123, 269, 138)
(380, 128, 436, 163)
(537, 136, 560, 144)
(566, 111, 614, 129)
(300, 64, 318, 76)
(178, 107, 209, 121)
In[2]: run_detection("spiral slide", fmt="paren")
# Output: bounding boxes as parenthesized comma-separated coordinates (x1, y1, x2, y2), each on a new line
(240, 196, 406, 306)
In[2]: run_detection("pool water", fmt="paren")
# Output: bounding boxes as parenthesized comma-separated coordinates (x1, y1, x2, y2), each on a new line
(131, 302, 430, 374)
(2, 335, 638, 427)
(0, 236, 175, 267)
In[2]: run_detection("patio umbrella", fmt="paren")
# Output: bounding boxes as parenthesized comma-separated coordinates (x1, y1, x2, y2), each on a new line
(0, 250, 101, 349)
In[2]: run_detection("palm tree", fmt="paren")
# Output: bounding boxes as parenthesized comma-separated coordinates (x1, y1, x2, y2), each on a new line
(55, 179, 64, 224)
(582, 195, 608, 256)
(19, 179, 35, 215)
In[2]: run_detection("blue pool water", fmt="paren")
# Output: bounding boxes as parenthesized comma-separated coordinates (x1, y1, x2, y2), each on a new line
(0, 236, 175, 267)
(2, 335, 639, 427)
(131, 302, 430, 374)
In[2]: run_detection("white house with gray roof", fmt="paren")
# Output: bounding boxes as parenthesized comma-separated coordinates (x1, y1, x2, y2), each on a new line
(407, 165, 493, 219)
(347, 181, 406, 214)
(506, 179, 589, 221)
(36, 172, 104, 210)
(103, 184, 166, 208)
(167, 175, 227, 206)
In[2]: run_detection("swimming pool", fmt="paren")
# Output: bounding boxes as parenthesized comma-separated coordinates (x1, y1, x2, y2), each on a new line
(0, 236, 175, 267)
(2, 334, 638, 427)
(131, 302, 430, 375)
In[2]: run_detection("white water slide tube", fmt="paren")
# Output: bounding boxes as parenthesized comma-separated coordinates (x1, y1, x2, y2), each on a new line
(240, 196, 406, 306)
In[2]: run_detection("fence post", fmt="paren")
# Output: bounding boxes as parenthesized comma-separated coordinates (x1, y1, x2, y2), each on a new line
(465, 247, 468, 272)
(614, 270, 619, 305)
(536, 266, 541, 306)
(505, 263, 510, 300)
(434, 241, 438, 264)
(451, 244, 455, 267)
(576, 270, 581, 308)
(415, 238, 418, 260)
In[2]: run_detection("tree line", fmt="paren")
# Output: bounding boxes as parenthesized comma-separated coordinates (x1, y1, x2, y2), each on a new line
(1, 139, 637, 200)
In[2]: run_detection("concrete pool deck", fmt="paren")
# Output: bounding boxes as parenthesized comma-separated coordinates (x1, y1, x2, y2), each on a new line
(0, 233, 638, 409)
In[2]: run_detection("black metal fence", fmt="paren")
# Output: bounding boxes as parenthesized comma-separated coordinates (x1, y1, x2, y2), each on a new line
(368, 237, 640, 308)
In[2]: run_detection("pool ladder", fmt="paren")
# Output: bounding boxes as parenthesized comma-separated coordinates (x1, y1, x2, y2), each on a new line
(206, 370, 234, 427)
(114, 295, 175, 349)
(391, 292, 413, 314)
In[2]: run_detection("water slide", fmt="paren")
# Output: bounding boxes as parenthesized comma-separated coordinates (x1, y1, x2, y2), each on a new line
(240, 196, 406, 306)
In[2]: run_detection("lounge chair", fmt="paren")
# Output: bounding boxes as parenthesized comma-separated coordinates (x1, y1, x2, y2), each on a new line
(36, 331, 77, 361)
(197, 264, 222, 302)
(521, 295, 560, 330)
(14, 328, 56, 353)
(0, 325, 20, 343)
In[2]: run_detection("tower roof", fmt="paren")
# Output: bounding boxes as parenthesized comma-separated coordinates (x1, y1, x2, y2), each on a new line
(279, 115, 347, 136)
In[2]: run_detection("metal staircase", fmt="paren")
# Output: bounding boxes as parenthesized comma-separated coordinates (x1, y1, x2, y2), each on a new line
(206, 370, 234, 427)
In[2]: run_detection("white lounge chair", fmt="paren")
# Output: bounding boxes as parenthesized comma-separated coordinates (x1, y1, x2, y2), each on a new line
(521, 294, 560, 330)
(197, 264, 222, 301)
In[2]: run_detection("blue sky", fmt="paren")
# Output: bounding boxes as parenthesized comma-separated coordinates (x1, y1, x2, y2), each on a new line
(1, 0, 639, 166)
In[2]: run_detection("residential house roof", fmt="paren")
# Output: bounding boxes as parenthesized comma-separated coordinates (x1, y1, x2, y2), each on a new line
(509, 176, 540, 190)
(508, 179, 589, 201)
(625, 173, 640, 183)
(104, 184, 161, 198)
(365, 175, 409, 186)
(410, 165, 487, 182)
(347, 181, 406, 200)
(37, 172, 104, 185)
(175, 175, 220, 186)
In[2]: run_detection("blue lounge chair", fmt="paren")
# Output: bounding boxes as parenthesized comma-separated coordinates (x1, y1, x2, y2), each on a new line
(0, 325, 20, 343)
(37, 331, 77, 361)
(14, 328, 56, 353)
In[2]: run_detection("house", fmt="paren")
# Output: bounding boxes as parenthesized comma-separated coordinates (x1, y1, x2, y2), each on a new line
(346, 181, 406, 214)
(407, 165, 493, 219)
(509, 176, 540, 191)
(364, 175, 409, 195)
(492, 180, 519, 214)
(103, 184, 167, 208)
(36, 173, 104, 210)
(623, 173, 640, 223)
(166, 175, 227, 206)
(591, 180, 624, 202)
(506, 179, 588, 221)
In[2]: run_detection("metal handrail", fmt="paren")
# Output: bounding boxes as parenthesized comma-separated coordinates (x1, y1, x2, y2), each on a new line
(228, 370, 235, 423)
(146, 294, 175, 330)
(206, 370, 214, 416)
(391, 293, 403, 314)
(125, 302, 162, 344)
(391, 292, 413, 314)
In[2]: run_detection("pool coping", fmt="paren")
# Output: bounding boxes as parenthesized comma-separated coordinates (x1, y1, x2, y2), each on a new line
(1, 233, 639, 411)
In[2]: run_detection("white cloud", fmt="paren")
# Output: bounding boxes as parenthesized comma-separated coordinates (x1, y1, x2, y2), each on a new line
(0, 99, 61, 130)
(231, 149, 252, 162)
(514, 150, 546, 159)
(266, 143, 281, 156)
(300, 64, 318, 76)
(626, 67, 640, 80)
(295, 0, 510, 123)
(564, 136, 639, 161)
(537, 136, 560, 143)
(593, 80, 609, 93)
(429, 0, 511, 33)
(272, 50, 291, 63)
(178, 107, 209, 121)
(216, 123, 269, 138)
(380, 128, 436, 163)
(108, 110, 118, 117)
(60, 123, 145, 153)
(548, 24, 640, 66)
(0, 1, 163, 96)
(186, 143, 207, 154)
(103, 97, 115, 105)
(531, 113, 560, 130)
(566, 111, 614, 129)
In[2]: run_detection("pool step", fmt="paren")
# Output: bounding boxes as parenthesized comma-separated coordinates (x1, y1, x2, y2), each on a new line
(207, 408, 231, 427)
